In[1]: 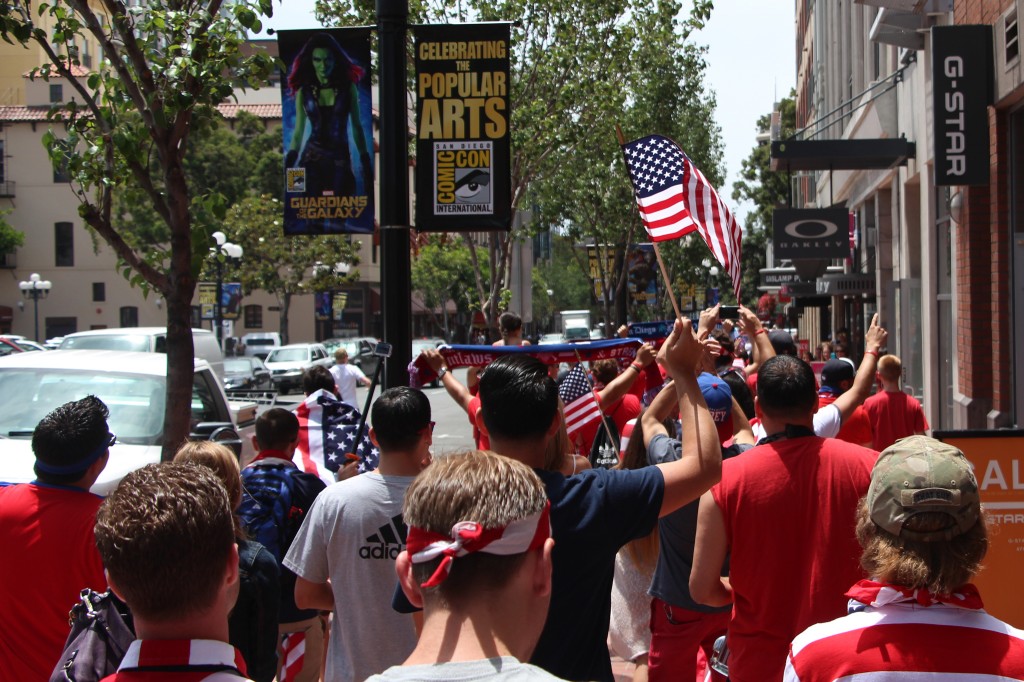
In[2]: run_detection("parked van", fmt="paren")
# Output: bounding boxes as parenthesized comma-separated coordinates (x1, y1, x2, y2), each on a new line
(241, 332, 283, 360)
(59, 327, 225, 378)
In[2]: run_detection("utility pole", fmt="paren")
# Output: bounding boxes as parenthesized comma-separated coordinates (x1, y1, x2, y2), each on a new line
(377, 0, 412, 388)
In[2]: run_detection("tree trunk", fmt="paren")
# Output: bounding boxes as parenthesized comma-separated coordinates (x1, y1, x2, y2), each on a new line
(280, 292, 291, 345)
(160, 184, 197, 461)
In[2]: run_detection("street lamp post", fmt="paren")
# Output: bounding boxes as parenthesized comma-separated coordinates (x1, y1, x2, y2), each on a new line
(211, 231, 243, 349)
(18, 273, 52, 341)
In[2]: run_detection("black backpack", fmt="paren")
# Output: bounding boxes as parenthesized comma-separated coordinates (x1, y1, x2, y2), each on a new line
(589, 417, 621, 469)
(50, 589, 135, 682)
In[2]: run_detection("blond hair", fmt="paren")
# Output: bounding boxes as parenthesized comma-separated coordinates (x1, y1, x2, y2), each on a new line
(877, 354, 902, 382)
(856, 499, 987, 595)
(404, 450, 547, 607)
(174, 440, 244, 537)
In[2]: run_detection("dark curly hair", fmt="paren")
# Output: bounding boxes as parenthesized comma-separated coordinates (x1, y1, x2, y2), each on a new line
(287, 32, 364, 96)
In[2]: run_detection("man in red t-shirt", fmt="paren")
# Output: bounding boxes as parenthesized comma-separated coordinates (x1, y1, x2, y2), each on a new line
(816, 359, 873, 447)
(0, 395, 111, 682)
(862, 354, 928, 451)
(689, 350, 885, 682)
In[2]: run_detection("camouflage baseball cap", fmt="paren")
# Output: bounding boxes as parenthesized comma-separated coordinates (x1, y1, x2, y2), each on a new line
(867, 435, 980, 542)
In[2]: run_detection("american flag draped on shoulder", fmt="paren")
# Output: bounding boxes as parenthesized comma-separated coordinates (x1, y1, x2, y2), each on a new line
(294, 389, 379, 485)
(622, 134, 742, 299)
(558, 364, 602, 440)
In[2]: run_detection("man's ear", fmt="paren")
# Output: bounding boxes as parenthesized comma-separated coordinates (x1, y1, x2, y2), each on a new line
(532, 537, 555, 598)
(396, 550, 425, 609)
(368, 427, 380, 447)
(225, 542, 240, 588)
(474, 405, 489, 438)
(753, 395, 763, 420)
(105, 569, 127, 605)
(251, 434, 261, 452)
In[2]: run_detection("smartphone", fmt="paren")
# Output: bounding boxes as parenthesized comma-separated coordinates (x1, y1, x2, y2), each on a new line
(373, 342, 393, 358)
(719, 305, 740, 319)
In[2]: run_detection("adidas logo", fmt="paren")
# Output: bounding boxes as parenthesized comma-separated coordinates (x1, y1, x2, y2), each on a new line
(359, 514, 408, 560)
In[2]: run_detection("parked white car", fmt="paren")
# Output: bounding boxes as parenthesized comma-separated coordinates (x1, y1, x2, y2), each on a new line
(0, 350, 256, 495)
(59, 327, 225, 379)
(264, 343, 333, 394)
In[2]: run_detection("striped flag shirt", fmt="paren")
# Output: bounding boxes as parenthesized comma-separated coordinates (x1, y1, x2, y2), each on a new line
(785, 599, 1024, 681)
(622, 134, 743, 300)
(559, 364, 602, 438)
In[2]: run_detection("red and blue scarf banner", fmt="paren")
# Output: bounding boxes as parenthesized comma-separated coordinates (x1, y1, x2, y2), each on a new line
(408, 338, 642, 388)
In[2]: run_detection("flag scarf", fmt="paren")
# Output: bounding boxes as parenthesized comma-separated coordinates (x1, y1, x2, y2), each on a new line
(279, 631, 305, 682)
(294, 389, 379, 483)
(622, 134, 743, 299)
(558, 364, 602, 439)
(408, 338, 642, 388)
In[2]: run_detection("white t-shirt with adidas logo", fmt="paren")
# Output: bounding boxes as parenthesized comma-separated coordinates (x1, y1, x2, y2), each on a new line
(284, 472, 418, 682)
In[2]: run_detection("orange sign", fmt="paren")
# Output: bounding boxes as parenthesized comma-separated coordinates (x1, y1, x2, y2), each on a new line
(935, 430, 1024, 627)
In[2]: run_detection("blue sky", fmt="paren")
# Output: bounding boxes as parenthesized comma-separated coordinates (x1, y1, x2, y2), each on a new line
(258, 1, 796, 227)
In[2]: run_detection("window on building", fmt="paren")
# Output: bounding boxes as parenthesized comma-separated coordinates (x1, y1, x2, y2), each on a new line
(119, 306, 139, 327)
(92, 282, 105, 302)
(0, 139, 5, 185)
(55, 222, 74, 267)
(1006, 10, 1019, 65)
(49, 84, 63, 103)
(244, 304, 263, 328)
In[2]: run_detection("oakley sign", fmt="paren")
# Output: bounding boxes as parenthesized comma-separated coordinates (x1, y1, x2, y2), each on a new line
(773, 208, 851, 260)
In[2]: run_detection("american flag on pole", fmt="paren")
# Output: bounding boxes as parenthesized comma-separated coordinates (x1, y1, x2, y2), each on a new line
(558, 364, 602, 439)
(622, 134, 743, 299)
(294, 389, 379, 485)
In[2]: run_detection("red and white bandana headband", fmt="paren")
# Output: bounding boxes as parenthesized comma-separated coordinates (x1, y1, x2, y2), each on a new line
(406, 502, 551, 588)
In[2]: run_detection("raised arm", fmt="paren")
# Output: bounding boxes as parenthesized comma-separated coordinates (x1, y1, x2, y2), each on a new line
(738, 305, 773, 377)
(596, 342, 654, 408)
(423, 348, 473, 413)
(829, 314, 888, 425)
(641, 381, 677, 449)
(654, 319, 722, 517)
(689, 490, 733, 606)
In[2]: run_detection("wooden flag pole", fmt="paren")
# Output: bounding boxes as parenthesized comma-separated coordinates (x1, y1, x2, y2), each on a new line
(652, 242, 684, 322)
(616, 124, 684, 323)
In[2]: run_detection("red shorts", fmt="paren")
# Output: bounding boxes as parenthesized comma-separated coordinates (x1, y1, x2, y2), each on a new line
(648, 598, 730, 682)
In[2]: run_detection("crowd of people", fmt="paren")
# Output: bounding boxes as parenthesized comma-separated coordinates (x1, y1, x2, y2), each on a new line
(2, 305, 1022, 682)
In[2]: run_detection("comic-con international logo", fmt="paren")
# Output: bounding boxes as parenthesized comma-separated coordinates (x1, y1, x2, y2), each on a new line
(433, 141, 493, 215)
(286, 167, 306, 193)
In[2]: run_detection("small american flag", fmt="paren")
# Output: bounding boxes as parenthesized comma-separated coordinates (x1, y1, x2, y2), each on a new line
(295, 389, 379, 485)
(622, 134, 743, 299)
(558, 364, 602, 438)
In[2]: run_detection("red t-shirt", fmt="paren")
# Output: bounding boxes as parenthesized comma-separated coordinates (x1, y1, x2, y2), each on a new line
(467, 394, 490, 451)
(817, 393, 873, 446)
(862, 389, 929, 451)
(575, 392, 641, 455)
(0, 482, 107, 682)
(710, 437, 876, 682)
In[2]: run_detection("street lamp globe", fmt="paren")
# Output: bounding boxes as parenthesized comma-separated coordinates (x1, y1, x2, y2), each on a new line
(18, 272, 52, 341)
(709, 265, 720, 278)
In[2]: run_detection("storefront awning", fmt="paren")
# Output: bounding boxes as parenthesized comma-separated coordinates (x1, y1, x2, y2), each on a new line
(770, 138, 915, 171)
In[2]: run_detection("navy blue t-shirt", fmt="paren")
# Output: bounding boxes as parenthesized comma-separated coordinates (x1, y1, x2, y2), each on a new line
(530, 466, 664, 682)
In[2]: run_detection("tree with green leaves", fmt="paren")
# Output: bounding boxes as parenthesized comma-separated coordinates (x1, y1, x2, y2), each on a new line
(411, 233, 481, 341)
(532, 0, 727, 325)
(319, 0, 711, 330)
(213, 195, 361, 344)
(0, 0, 275, 459)
(0, 210, 25, 256)
(733, 92, 796, 300)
